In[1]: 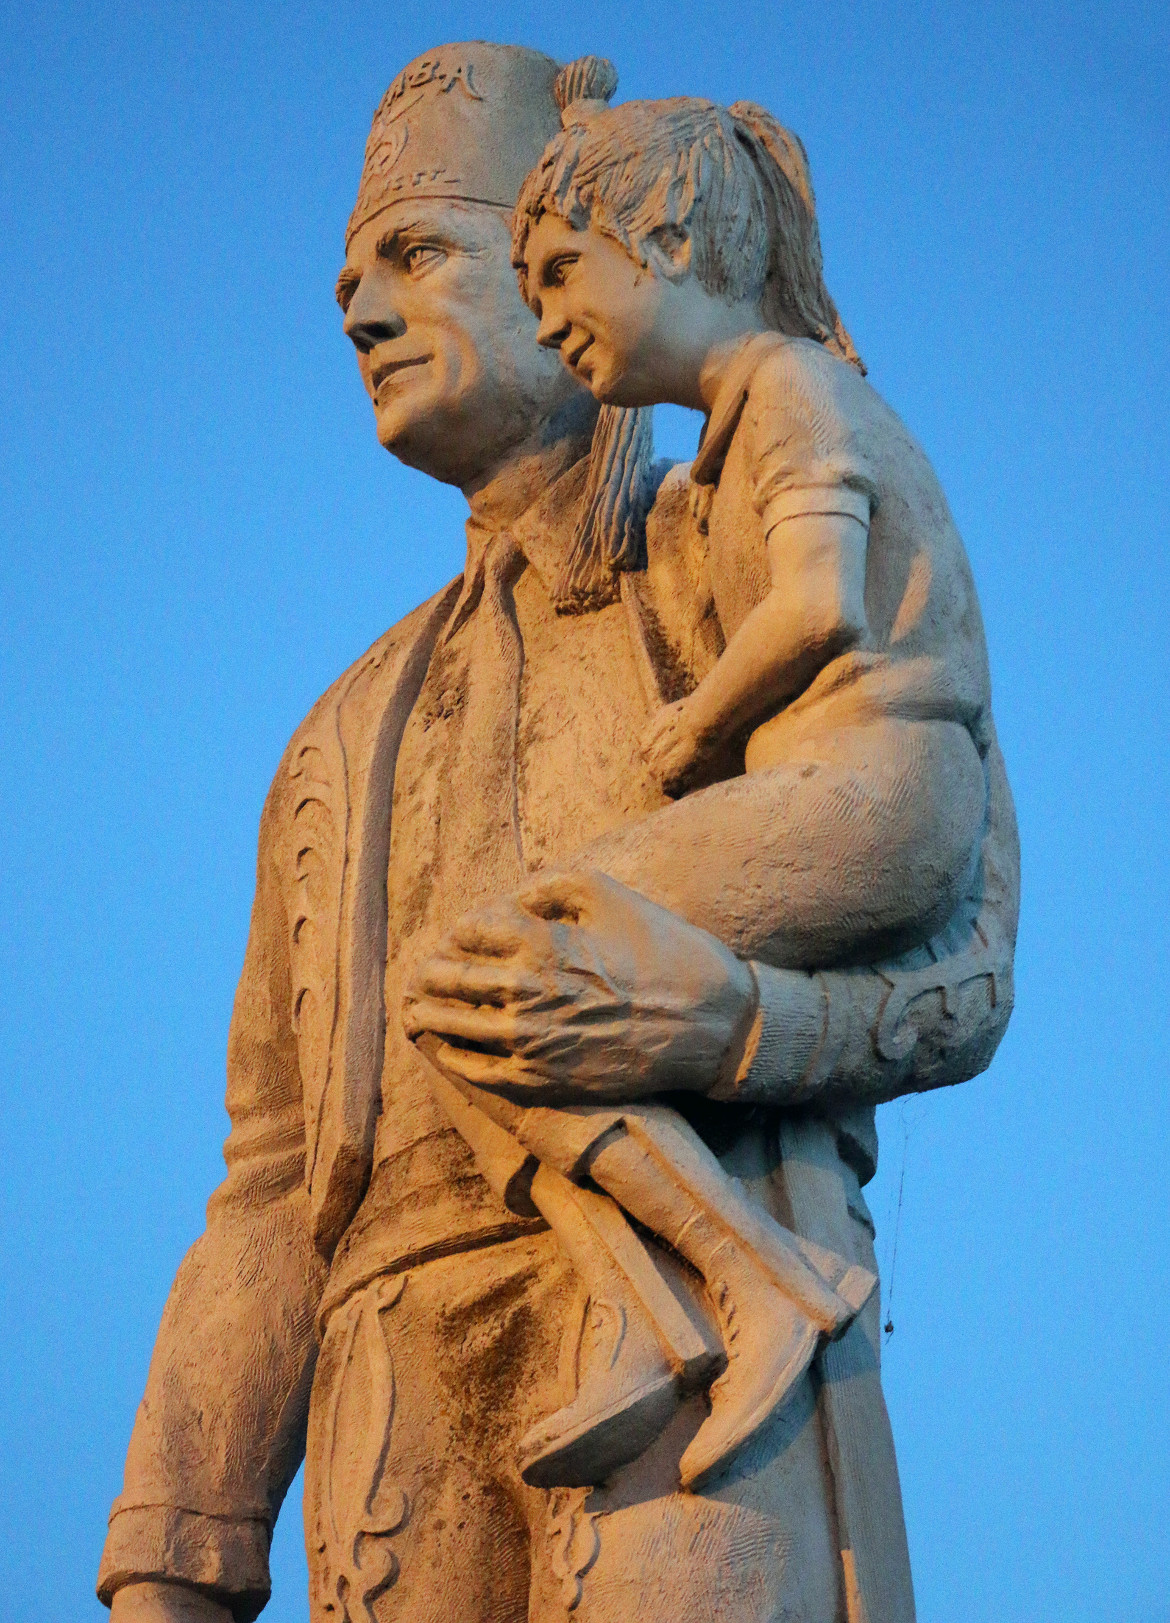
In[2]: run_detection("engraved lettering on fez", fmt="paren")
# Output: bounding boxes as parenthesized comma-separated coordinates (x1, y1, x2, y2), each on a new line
(435, 62, 481, 96)
(379, 56, 485, 122)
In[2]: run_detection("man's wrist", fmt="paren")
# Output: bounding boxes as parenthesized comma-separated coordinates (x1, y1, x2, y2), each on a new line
(99, 1502, 268, 1622)
(712, 959, 763, 1094)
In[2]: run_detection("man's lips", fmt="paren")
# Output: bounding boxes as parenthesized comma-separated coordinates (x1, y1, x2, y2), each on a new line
(371, 354, 431, 394)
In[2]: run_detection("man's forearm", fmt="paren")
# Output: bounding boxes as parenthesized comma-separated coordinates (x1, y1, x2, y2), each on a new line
(709, 937, 1012, 1110)
(98, 1180, 323, 1619)
(110, 1581, 234, 1623)
(709, 739, 1018, 1109)
(100, 763, 326, 1619)
(575, 729, 1017, 1110)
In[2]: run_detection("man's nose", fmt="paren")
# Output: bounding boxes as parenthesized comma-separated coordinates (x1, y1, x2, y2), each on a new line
(343, 271, 406, 353)
(535, 298, 571, 351)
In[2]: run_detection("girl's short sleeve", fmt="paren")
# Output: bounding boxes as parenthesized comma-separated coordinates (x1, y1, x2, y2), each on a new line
(749, 342, 879, 536)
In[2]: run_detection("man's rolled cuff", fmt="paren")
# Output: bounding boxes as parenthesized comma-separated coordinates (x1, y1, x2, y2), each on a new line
(97, 1503, 271, 1621)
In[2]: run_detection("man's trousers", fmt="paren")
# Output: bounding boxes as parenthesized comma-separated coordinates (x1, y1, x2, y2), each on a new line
(305, 1224, 851, 1623)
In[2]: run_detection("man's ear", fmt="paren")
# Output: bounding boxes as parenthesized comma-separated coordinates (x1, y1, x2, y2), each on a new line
(642, 223, 692, 282)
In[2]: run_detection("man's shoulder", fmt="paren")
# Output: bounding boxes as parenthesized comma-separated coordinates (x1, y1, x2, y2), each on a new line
(291, 579, 459, 748)
(261, 578, 461, 831)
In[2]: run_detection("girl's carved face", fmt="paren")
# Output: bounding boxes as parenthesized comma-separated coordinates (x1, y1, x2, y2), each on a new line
(523, 212, 768, 412)
(523, 212, 689, 408)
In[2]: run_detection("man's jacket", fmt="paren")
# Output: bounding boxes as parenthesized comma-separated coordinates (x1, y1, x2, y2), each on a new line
(97, 475, 1018, 1620)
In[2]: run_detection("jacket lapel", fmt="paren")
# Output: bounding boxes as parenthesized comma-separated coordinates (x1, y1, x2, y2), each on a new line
(289, 579, 462, 1259)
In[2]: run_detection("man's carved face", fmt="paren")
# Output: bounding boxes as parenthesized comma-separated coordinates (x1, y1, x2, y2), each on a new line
(337, 200, 582, 489)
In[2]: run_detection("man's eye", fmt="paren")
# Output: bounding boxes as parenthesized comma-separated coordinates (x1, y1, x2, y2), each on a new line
(404, 244, 445, 274)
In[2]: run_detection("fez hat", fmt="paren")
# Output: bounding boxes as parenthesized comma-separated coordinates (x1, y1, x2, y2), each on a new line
(347, 42, 564, 245)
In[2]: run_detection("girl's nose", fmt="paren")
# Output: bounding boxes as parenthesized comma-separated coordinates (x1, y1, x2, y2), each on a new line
(535, 299, 571, 351)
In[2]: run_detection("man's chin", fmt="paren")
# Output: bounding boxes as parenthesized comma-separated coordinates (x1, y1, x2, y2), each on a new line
(577, 359, 614, 403)
(375, 397, 435, 465)
(374, 398, 474, 484)
(374, 393, 419, 450)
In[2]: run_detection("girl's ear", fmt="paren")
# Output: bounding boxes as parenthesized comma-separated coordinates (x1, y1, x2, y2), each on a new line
(642, 223, 692, 282)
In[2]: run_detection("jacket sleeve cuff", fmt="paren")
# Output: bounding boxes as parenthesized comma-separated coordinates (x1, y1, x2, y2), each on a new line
(97, 1503, 271, 1621)
(709, 961, 826, 1104)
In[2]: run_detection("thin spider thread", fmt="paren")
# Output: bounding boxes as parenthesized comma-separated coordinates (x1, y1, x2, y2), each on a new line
(883, 1111, 910, 1341)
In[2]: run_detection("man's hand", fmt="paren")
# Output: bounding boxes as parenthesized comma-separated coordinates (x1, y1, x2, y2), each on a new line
(403, 869, 758, 1103)
(109, 1582, 234, 1623)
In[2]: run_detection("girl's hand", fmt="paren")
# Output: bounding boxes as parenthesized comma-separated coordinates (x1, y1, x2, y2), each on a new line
(641, 699, 710, 796)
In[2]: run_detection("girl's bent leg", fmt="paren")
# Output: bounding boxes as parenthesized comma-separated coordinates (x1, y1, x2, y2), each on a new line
(584, 717, 987, 966)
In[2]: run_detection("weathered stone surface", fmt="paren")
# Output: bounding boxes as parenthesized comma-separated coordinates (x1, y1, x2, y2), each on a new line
(101, 43, 1016, 1623)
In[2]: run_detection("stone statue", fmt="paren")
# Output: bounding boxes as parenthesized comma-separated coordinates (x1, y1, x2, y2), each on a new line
(98, 42, 1018, 1623)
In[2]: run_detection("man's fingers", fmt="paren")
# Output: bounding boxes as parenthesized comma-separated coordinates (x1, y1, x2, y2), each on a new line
(403, 994, 525, 1048)
(408, 954, 544, 1007)
(414, 1035, 553, 1096)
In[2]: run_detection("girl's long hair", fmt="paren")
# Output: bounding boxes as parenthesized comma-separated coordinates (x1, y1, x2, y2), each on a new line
(547, 58, 656, 613)
(521, 62, 866, 610)
(726, 102, 864, 371)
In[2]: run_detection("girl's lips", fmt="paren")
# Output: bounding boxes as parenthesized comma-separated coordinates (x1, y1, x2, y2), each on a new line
(564, 335, 594, 373)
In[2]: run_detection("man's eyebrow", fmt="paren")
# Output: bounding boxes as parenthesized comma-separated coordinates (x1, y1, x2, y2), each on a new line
(335, 266, 361, 310)
(375, 218, 434, 257)
(377, 214, 498, 258)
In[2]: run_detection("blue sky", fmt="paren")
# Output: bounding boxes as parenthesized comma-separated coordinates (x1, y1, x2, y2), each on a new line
(1, 2, 1167, 1618)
